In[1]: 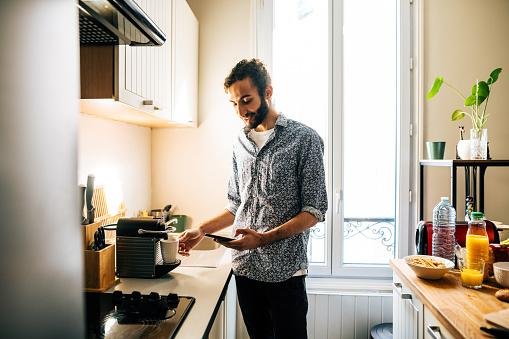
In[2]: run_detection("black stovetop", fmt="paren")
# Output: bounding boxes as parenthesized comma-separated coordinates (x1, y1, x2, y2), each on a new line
(85, 291, 195, 339)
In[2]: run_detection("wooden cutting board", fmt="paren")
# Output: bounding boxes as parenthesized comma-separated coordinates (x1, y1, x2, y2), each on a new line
(485, 308, 509, 329)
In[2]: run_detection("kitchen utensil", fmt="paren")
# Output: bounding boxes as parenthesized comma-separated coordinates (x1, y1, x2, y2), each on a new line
(92, 226, 105, 251)
(163, 204, 172, 222)
(480, 326, 509, 337)
(79, 185, 87, 225)
(484, 308, 509, 330)
(86, 175, 95, 224)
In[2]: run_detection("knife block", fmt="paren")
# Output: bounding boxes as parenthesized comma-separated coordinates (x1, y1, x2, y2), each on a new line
(82, 221, 101, 249)
(84, 244, 116, 292)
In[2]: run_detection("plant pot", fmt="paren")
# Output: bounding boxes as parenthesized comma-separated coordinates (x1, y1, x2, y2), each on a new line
(470, 128, 488, 160)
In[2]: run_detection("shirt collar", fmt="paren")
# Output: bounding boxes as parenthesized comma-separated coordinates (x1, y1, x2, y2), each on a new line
(243, 113, 287, 134)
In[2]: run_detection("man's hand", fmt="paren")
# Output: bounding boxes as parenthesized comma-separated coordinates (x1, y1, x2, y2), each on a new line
(178, 228, 205, 256)
(220, 228, 265, 250)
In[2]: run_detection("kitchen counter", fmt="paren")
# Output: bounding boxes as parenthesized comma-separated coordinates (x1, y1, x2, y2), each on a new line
(391, 259, 509, 338)
(106, 246, 233, 339)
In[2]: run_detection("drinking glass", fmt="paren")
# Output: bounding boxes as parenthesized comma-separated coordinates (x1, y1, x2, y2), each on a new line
(459, 258, 484, 289)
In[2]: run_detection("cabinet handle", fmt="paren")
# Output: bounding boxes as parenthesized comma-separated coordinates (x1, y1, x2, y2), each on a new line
(401, 293, 420, 312)
(142, 99, 153, 106)
(393, 282, 403, 295)
(153, 106, 159, 110)
(426, 325, 442, 339)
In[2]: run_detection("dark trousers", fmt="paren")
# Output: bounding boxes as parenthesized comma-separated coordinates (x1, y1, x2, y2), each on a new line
(235, 275, 308, 339)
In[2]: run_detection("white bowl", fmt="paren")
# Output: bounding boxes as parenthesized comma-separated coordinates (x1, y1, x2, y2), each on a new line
(493, 262, 509, 288)
(404, 255, 454, 280)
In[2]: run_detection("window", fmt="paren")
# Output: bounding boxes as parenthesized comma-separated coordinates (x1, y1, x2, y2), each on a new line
(255, 0, 413, 278)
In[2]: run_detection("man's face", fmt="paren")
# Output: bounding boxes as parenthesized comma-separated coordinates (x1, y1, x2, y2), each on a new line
(228, 78, 269, 129)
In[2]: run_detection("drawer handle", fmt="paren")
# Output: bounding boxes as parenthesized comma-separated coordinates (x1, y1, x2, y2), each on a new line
(142, 99, 153, 105)
(426, 325, 442, 339)
(393, 282, 403, 296)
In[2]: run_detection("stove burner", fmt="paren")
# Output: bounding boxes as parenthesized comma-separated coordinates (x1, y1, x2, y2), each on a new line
(110, 291, 180, 324)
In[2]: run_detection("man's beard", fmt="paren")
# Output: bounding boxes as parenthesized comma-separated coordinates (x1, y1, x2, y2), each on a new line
(246, 97, 269, 129)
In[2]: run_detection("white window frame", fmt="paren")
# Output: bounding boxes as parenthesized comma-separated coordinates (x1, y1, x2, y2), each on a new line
(252, 0, 417, 279)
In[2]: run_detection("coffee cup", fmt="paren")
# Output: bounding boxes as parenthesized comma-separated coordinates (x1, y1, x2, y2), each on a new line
(160, 236, 178, 264)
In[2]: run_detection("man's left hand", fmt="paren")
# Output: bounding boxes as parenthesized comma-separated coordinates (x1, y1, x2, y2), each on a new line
(219, 228, 265, 250)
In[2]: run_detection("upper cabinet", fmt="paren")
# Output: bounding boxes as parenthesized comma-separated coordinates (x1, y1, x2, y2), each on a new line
(80, 0, 198, 128)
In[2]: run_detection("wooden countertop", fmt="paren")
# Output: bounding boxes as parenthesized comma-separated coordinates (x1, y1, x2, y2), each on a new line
(390, 259, 509, 339)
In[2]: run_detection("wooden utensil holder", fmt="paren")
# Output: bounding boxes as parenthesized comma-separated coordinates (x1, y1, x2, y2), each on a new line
(84, 244, 116, 292)
(82, 221, 101, 249)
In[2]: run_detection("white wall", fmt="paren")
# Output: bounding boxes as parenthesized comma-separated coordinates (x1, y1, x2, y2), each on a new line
(422, 0, 509, 222)
(79, 114, 151, 217)
(151, 0, 251, 225)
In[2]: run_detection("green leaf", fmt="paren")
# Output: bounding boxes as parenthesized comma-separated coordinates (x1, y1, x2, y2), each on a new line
(465, 81, 489, 106)
(426, 77, 443, 99)
(464, 95, 477, 106)
(451, 109, 466, 121)
(488, 67, 502, 84)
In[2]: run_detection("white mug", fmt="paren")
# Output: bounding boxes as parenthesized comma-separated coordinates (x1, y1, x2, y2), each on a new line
(160, 236, 178, 264)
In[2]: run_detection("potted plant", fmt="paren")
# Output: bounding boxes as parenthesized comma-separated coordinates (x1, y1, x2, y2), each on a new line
(426, 67, 502, 159)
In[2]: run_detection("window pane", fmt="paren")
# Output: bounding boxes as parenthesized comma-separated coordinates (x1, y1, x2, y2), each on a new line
(272, 0, 329, 265)
(342, 0, 397, 264)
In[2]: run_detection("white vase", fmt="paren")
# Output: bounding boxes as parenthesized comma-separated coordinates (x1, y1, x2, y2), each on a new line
(457, 139, 471, 160)
(470, 128, 488, 160)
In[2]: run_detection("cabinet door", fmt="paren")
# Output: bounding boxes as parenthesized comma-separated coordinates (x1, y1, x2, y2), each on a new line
(117, 0, 172, 116)
(393, 274, 424, 339)
(171, 0, 198, 124)
(424, 305, 453, 339)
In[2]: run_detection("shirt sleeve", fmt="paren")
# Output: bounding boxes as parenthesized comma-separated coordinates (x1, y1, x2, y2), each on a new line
(299, 129, 328, 222)
(226, 151, 241, 216)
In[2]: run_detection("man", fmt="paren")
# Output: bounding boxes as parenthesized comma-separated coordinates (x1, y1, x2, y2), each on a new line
(178, 59, 327, 339)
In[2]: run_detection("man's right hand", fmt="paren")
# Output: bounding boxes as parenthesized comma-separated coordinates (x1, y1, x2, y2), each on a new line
(178, 228, 204, 256)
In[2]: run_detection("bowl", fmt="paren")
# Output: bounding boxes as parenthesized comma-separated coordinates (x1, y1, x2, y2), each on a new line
(404, 255, 454, 280)
(493, 262, 509, 288)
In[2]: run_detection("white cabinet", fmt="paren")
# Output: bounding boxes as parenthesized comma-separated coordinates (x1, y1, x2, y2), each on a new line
(118, 0, 198, 125)
(393, 273, 424, 339)
(423, 306, 453, 339)
(81, 0, 198, 127)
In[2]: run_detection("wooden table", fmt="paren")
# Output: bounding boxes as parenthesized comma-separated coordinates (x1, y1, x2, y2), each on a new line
(391, 259, 509, 338)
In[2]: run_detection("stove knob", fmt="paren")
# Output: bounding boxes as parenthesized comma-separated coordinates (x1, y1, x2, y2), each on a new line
(112, 290, 123, 306)
(131, 291, 142, 304)
(167, 293, 180, 309)
(148, 292, 160, 302)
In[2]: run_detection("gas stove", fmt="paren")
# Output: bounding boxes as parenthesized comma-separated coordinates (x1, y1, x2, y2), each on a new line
(85, 290, 195, 338)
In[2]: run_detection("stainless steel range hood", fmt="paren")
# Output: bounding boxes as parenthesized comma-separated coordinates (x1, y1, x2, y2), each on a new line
(78, 0, 166, 46)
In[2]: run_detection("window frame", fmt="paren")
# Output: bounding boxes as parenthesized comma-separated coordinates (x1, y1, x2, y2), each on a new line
(252, 0, 416, 278)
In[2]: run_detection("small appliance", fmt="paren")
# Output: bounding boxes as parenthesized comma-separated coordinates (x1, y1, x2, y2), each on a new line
(115, 218, 179, 278)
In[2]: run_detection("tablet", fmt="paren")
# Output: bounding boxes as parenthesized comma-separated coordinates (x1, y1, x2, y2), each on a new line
(205, 233, 235, 242)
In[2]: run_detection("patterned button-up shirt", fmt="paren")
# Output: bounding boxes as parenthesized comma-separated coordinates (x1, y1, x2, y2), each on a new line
(226, 114, 328, 282)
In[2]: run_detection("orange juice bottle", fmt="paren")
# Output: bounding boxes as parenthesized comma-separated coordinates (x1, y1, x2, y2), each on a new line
(465, 212, 489, 271)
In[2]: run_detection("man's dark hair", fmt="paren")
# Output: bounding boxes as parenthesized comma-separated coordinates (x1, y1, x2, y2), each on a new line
(224, 59, 271, 98)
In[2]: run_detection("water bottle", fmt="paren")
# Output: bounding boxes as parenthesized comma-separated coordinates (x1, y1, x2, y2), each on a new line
(432, 197, 456, 261)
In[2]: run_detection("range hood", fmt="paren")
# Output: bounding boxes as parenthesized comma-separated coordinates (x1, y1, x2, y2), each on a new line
(78, 0, 166, 46)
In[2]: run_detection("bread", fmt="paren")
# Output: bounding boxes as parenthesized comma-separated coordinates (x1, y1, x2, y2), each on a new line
(495, 289, 509, 303)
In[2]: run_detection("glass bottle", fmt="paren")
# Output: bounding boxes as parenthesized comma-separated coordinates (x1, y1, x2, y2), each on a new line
(465, 211, 489, 269)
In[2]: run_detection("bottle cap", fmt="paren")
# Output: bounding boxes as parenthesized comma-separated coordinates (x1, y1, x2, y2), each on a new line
(471, 211, 484, 220)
